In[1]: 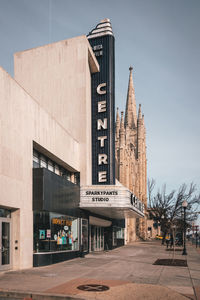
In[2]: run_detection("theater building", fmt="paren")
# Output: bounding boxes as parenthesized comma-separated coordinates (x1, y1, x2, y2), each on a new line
(0, 19, 145, 271)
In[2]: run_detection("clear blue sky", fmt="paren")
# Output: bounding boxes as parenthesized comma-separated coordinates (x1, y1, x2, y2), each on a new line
(0, 0, 200, 197)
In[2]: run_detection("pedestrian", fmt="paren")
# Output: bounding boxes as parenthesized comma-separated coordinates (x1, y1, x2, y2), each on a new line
(166, 238, 169, 249)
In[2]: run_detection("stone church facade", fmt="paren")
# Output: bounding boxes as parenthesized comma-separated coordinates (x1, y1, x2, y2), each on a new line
(115, 67, 147, 242)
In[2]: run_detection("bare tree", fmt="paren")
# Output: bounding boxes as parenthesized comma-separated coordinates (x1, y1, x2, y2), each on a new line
(148, 181, 200, 243)
(148, 178, 156, 207)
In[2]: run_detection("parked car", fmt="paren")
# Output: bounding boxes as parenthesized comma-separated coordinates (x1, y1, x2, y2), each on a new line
(155, 234, 163, 240)
(155, 234, 170, 240)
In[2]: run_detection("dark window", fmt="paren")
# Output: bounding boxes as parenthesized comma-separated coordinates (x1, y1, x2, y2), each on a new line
(0, 208, 11, 218)
(33, 149, 80, 185)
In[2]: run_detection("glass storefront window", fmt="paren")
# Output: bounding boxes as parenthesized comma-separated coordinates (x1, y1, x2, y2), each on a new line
(40, 156, 47, 168)
(54, 165, 60, 175)
(81, 219, 88, 251)
(101, 228, 104, 249)
(74, 173, 80, 185)
(33, 151, 39, 168)
(112, 227, 124, 246)
(116, 228, 124, 239)
(47, 160, 54, 172)
(33, 211, 79, 253)
(0, 208, 11, 218)
(33, 149, 80, 185)
(90, 225, 105, 252)
(112, 227, 117, 246)
(62, 171, 71, 181)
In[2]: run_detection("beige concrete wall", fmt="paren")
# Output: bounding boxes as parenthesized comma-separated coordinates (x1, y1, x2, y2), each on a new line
(14, 35, 98, 185)
(0, 36, 98, 270)
(0, 67, 80, 269)
(11, 210, 20, 269)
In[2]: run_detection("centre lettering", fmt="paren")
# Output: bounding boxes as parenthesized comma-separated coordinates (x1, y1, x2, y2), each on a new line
(89, 28, 115, 185)
(97, 82, 108, 183)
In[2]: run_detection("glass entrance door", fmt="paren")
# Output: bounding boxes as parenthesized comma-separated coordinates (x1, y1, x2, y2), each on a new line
(90, 225, 104, 252)
(0, 219, 11, 270)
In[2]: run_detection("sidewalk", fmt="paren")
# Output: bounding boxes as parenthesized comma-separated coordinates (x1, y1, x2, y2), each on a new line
(0, 240, 200, 300)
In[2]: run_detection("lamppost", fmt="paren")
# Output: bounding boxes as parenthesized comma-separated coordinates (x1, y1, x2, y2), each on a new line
(161, 215, 165, 244)
(172, 224, 176, 259)
(182, 200, 188, 255)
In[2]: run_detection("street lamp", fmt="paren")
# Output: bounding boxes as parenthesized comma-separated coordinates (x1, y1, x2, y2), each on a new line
(182, 200, 188, 255)
(161, 215, 165, 244)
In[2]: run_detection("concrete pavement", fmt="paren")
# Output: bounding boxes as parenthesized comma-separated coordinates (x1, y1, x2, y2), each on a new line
(0, 240, 199, 299)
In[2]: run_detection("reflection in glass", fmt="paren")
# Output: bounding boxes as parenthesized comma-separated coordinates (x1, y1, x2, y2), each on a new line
(0, 209, 11, 218)
(2, 222, 10, 265)
(81, 219, 88, 251)
(90, 225, 104, 251)
(112, 227, 117, 246)
(101, 228, 104, 249)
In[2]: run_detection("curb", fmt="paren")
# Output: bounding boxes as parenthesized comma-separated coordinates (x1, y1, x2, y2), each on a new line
(0, 290, 84, 300)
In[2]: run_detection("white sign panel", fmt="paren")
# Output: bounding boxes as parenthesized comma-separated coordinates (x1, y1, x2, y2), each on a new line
(80, 185, 144, 216)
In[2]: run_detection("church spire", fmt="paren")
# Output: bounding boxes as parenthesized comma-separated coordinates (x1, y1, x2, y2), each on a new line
(120, 111, 125, 131)
(119, 111, 125, 146)
(138, 103, 142, 120)
(125, 66, 137, 129)
(115, 107, 120, 140)
(137, 104, 143, 158)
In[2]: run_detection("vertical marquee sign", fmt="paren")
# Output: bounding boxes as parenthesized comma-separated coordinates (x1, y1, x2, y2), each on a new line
(87, 19, 115, 185)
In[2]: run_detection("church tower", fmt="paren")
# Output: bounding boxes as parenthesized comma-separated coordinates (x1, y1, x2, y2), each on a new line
(115, 67, 147, 242)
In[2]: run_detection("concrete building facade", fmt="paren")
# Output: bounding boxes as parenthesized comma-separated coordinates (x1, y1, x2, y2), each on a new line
(0, 19, 145, 271)
(0, 36, 98, 270)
